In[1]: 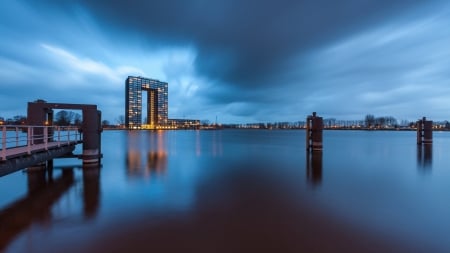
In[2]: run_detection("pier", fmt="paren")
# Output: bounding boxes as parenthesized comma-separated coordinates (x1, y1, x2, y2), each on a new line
(0, 125, 81, 176)
(0, 101, 102, 177)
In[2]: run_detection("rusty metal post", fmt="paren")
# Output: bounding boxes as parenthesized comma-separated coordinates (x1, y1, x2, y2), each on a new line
(416, 118, 423, 145)
(306, 112, 323, 151)
(306, 115, 311, 150)
(417, 117, 432, 145)
(423, 118, 433, 144)
(311, 115, 323, 151)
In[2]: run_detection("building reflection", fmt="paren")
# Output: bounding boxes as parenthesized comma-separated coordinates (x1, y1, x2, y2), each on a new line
(146, 151, 167, 174)
(306, 151, 322, 186)
(417, 144, 432, 169)
(127, 150, 142, 171)
(195, 130, 223, 157)
(126, 131, 167, 178)
(211, 131, 223, 157)
(0, 165, 74, 251)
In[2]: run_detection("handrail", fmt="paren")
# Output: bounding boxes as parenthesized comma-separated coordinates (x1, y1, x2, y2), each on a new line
(1, 125, 82, 160)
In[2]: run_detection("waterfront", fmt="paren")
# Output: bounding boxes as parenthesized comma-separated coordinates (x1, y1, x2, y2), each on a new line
(1, 129, 450, 252)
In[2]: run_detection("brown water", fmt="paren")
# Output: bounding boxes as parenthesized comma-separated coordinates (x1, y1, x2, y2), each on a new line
(1, 129, 450, 252)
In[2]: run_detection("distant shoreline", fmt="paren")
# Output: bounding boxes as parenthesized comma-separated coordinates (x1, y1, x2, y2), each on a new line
(102, 127, 450, 131)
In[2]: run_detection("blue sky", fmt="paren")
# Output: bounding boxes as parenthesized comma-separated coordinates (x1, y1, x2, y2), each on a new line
(1, 0, 450, 124)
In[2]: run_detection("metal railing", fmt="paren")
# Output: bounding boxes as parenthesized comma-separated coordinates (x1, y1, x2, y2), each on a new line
(1, 125, 82, 160)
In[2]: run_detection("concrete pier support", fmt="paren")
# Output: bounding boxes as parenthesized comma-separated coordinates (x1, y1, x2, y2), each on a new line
(306, 112, 323, 151)
(27, 100, 102, 166)
(82, 109, 102, 165)
(417, 117, 432, 145)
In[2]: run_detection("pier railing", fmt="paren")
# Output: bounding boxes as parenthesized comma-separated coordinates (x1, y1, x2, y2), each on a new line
(1, 125, 82, 160)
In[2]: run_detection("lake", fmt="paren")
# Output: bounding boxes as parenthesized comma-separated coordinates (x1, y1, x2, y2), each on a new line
(1, 129, 450, 252)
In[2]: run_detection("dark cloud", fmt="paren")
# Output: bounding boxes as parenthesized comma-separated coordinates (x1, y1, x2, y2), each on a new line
(30, 0, 433, 88)
(3, 0, 450, 123)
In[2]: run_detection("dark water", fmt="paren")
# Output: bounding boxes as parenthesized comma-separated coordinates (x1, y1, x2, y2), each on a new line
(1, 129, 450, 252)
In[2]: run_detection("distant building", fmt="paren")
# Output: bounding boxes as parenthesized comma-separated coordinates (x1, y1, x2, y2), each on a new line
(167, 119, 200, 129)
(125, 76, 168, 128)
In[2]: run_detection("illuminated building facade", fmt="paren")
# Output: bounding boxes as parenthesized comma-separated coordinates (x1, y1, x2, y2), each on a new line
(167, 119, 200, 129)
(125, 76, 168, 128)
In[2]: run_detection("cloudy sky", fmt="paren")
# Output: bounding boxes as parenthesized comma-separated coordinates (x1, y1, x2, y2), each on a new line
(1, 0, 450, 124)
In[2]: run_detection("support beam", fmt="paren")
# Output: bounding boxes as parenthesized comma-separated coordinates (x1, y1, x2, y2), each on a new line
(0, 145, 75, 177)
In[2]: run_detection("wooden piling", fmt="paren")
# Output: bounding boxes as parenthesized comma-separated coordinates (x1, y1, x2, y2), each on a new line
(306, 112, 323, 151)
(417, 117, 432, 145)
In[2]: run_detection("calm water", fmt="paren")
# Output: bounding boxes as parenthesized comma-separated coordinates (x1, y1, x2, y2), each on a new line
(1, 129, 450, 252)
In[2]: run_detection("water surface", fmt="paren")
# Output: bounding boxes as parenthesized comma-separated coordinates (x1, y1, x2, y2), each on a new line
(1, 129, 450, 252)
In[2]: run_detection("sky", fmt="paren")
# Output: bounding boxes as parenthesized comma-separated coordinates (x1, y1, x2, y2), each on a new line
(1, 0, 450, 124)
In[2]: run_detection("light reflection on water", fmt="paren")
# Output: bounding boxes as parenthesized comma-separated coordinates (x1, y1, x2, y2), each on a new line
(1, 130, 450, 252)
(126, 130, 168, 178)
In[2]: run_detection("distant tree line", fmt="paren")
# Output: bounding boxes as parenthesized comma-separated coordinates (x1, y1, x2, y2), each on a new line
(364, 114, 398, 128)
(0, 110, 116, 128)
(54, 110, 82, 126)
(0, 111, 82, 126)
(0, 115, 27, 125)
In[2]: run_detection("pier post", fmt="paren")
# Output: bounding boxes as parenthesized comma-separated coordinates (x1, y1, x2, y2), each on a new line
(306, 112, 323, 151)
(417, 117, 432, 145)
(82, 109, 102, 165)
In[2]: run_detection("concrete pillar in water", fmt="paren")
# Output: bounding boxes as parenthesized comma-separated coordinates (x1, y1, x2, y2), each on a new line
(82, 109, 102, 165)
(417, 117, 433, 145)
(417, 118, 423, 145)
(423, 120, 433, 144)
(306, 112, 323, 151)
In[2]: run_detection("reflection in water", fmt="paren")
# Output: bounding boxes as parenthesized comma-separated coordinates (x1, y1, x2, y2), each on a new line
(211, 131, 223, 157)
(126, 131, 167, 178)
(82, 165, 101, 219)
(196, 130, 201, 156)
(195, 130, 223, 157)
(147, 151, 167, 174)
(0, 163, 102, 250)
(127, 150, 142, 171)
(417, 144, 432, 169)
(306, 151, 322, 185)
(4, 130, 450, 252)
(0, 166, 74, 251)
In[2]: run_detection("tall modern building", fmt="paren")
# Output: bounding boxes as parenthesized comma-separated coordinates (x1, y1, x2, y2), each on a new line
(125, 76, 168, 129)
